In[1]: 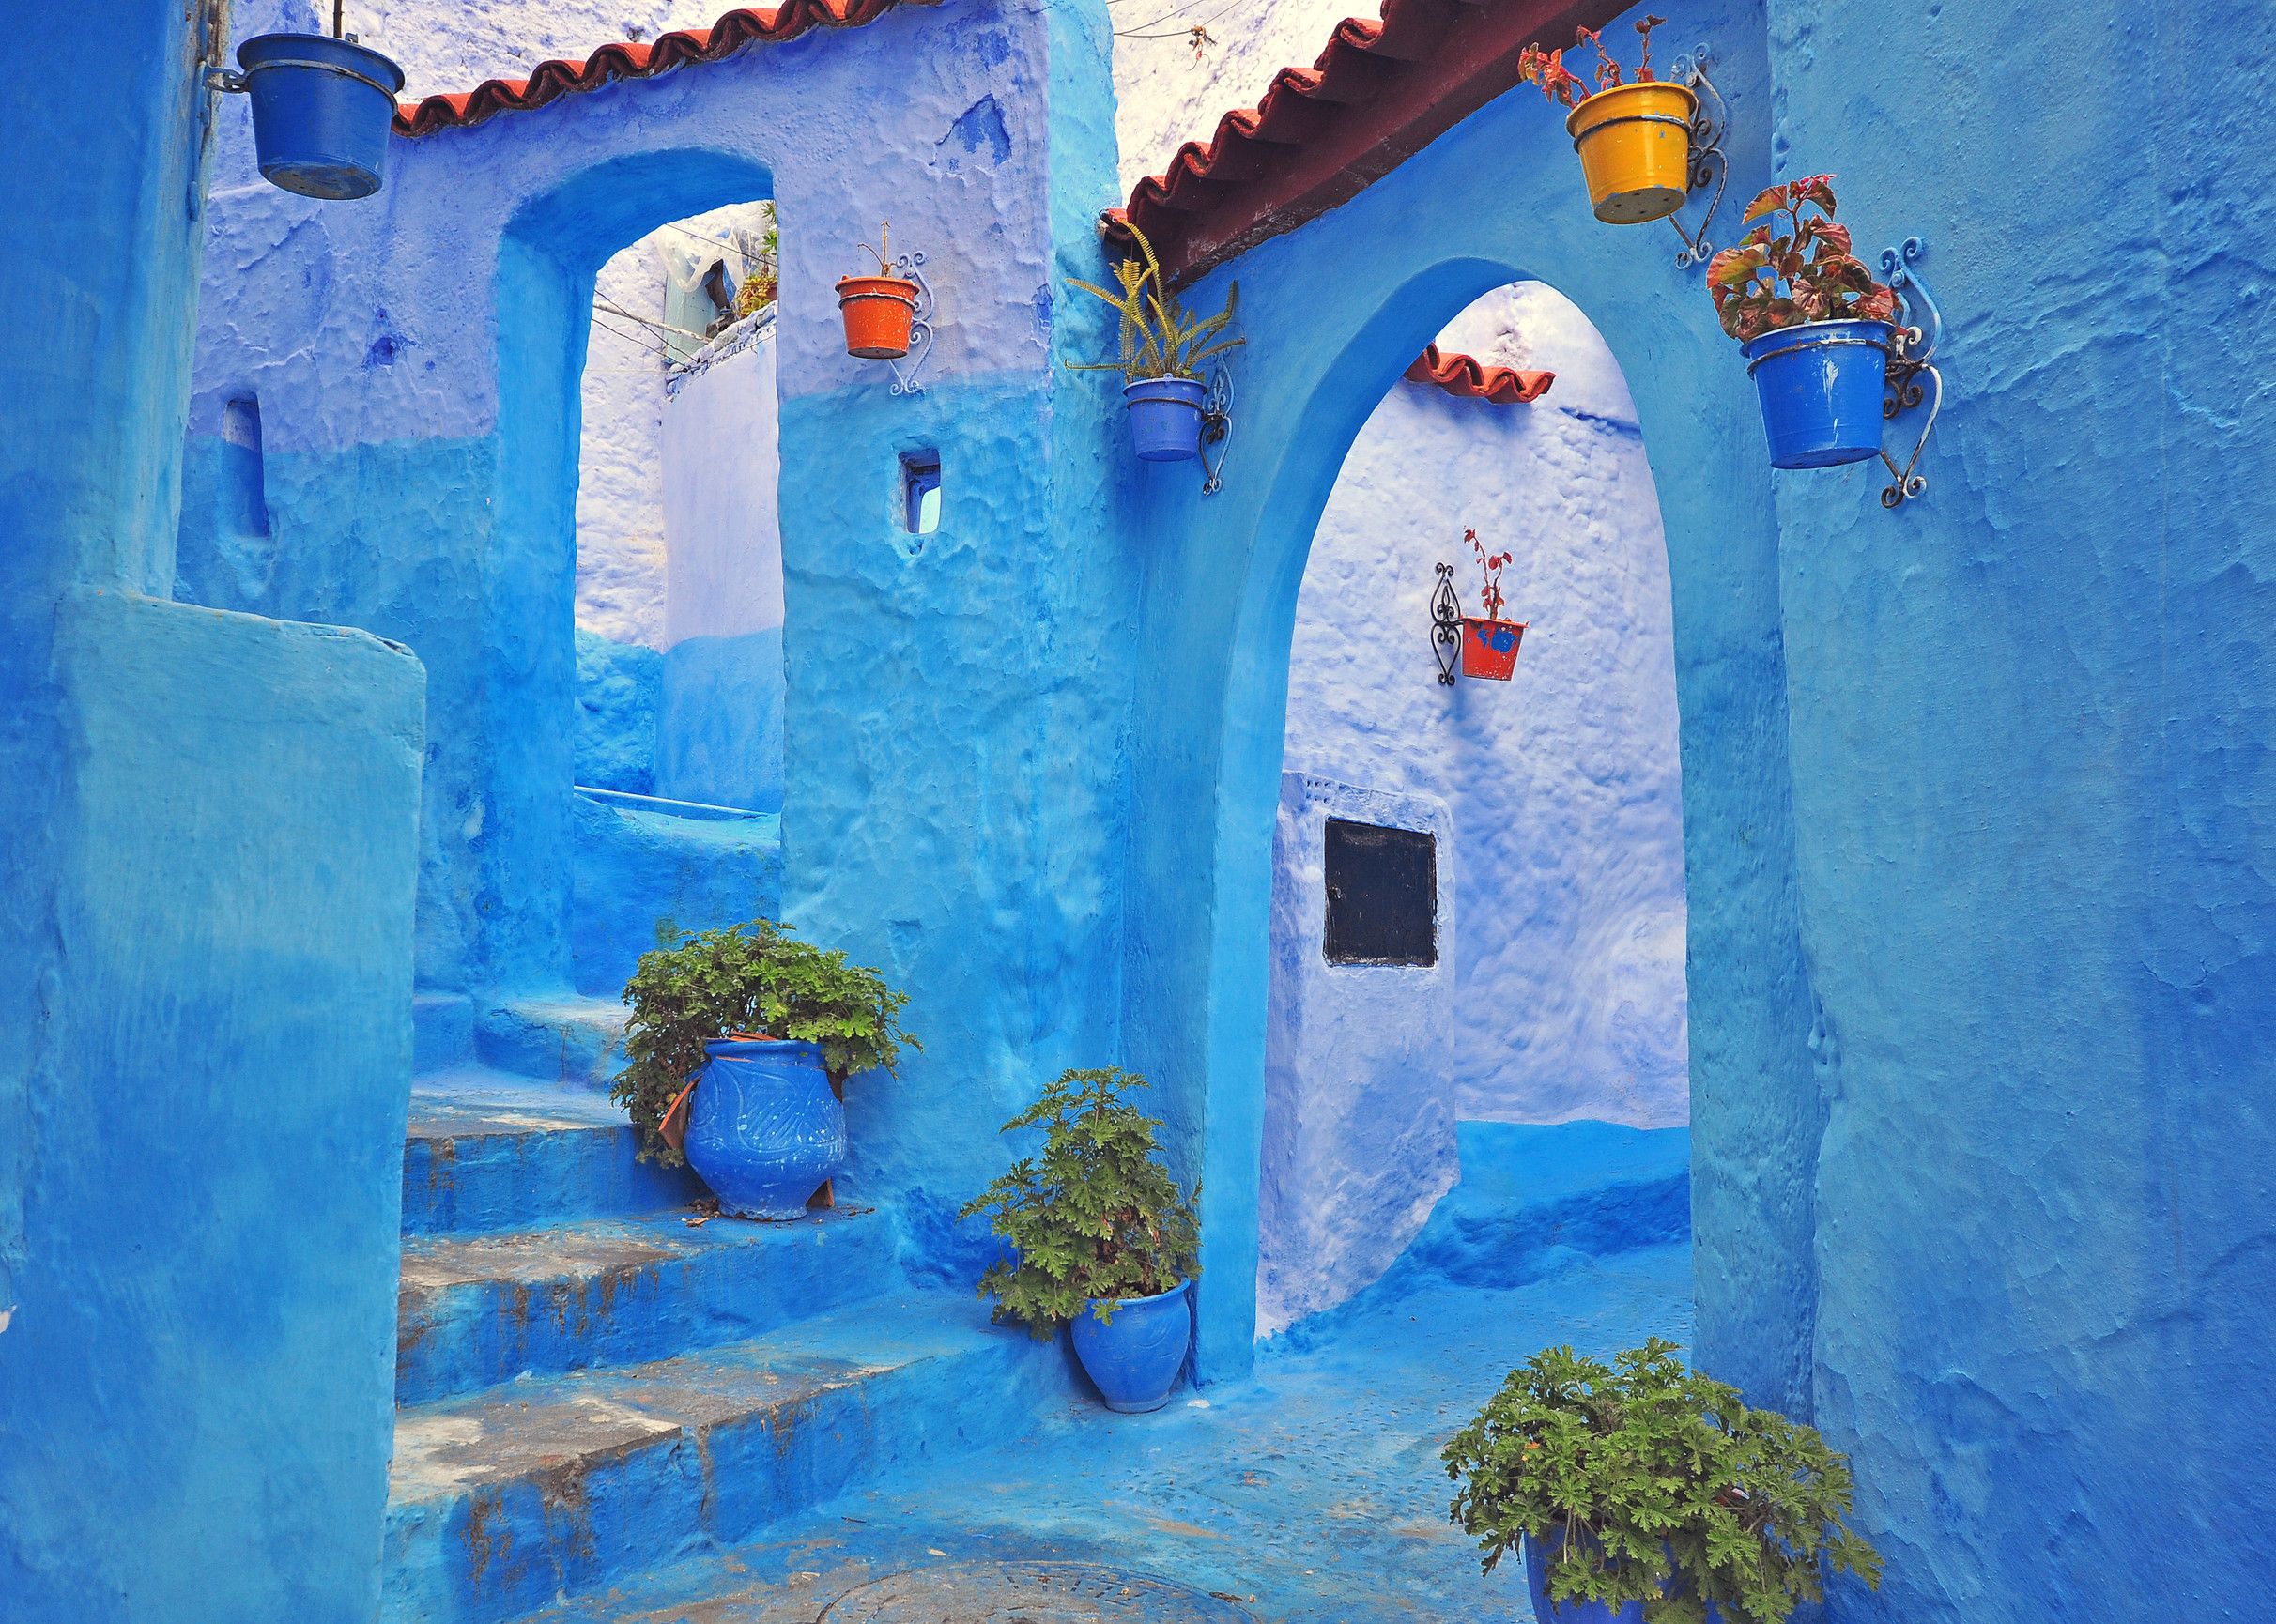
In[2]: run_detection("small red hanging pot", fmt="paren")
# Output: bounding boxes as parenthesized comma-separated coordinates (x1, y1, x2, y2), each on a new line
(1460, 617, 1527, 681)
(838, 275, 919, 359)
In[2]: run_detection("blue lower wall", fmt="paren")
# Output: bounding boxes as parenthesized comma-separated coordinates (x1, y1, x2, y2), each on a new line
(0, 592, 423, 1623)
(658, 629, 786, 813)
(572, 793, 783, 997)
(576, 630, 663, 795)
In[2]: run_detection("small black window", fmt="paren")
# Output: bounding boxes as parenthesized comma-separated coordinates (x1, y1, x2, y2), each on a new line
(1323, 818, 1437, 966)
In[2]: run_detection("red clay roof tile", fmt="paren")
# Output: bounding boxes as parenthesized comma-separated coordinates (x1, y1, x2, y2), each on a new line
(392, 1, 939, 138)
(1107, 0, 1626, 288)
(1406, 344, 1553, 404)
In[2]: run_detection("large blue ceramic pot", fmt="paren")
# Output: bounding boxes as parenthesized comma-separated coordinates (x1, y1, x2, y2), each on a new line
(683, 1038, 843, 1220)
(1522, 1527, 1728, 1624)
(1741, 318, 1893, 469)
(1069, 1279, 1192, 1413)
(237, 34, 406, 201)
(1123, 377, 1207, 462)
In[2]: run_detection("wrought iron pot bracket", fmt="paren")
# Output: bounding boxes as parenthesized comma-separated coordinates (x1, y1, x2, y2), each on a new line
(1199, 360, 1235, 496)
(885, 252, 936, 398)
(1429, 563, 1462, 685)
(1877, 237, 1944, 509)
(1665, 46, 1730, 269)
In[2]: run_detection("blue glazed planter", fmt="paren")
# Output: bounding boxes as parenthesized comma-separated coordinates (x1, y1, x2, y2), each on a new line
(683, 1038, 844, 1220)
(1742, 318, 1893, 470)
(238, 34, 406, 201)
(1124, 377, 1207, 462)
(1069, 1279, 1192, 1413)
(1522, 1528, 1728, 1624)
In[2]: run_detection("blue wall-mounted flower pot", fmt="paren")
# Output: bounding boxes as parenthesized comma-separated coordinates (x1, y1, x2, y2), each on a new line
(1124, 376, 1207, 462)
(1742, 318, 1894, 469)
(238, 34, 406, 201)
(683, 1038, 844, 1220)
(1069, 1278, 1192, 1412)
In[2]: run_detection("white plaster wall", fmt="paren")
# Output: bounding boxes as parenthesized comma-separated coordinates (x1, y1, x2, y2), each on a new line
(577, 243, 670, 646)
(1284, 283, 1690, 1129)
(663, 323, 784, 642)
(1261, 774, 1457, 1337)
(1109, 0, 1358, 196)
(338, 0, 729, 102)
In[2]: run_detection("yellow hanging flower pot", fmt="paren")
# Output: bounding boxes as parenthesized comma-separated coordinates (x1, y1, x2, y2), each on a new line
(1565, 81, 1698, 224)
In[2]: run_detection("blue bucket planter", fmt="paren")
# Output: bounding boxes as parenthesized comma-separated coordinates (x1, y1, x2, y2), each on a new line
(1069, 1279, 1192, 1413)
(683, 1038, 844, 1220)
(237, 34, 406, 201)
(1742, 318, 1894, 469)
(1124, 377, 1207, 462)
(1522, 1528, 1728, 1624)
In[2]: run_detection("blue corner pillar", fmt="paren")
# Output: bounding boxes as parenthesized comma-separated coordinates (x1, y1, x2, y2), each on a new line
(0, 7, 426, 1623)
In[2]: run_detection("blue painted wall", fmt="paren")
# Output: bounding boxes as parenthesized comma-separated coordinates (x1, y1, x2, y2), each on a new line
(0, 5, 427, 1619)
(1755, 2, 2276, 1616)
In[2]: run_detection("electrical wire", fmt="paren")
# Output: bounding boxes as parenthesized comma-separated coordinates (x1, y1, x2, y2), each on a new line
(1114, 0, 1254, 40)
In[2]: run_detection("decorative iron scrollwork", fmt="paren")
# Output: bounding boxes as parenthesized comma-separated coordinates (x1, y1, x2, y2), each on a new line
(1200, 360, 1235, 496)
(1665, 46, 1729, 269)
(1430, 564, 1462, 686)
(886, 252, 936, 398)
(1876, 237, 1944, 508)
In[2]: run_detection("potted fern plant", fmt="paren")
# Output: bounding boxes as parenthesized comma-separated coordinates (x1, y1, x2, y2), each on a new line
(611, 919, 917, 1219)
(960, 1067, 1201, 1412)
(1707, 176, 1899, 468)
(1068, 223, 1242, 463)
(1442, 1339, 1883, 1623)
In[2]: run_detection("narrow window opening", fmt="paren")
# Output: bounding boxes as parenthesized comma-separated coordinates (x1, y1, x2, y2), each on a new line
(901, 452, 942, 536)
(1323, 817, 1438, 966)
(222, 396, 269, 538)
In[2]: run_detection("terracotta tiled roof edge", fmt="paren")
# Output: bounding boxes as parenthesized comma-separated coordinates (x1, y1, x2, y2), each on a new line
(392, 1, 940, 138)
(1105, 0, 1627, 288)
(1405, 344, 1552, 404)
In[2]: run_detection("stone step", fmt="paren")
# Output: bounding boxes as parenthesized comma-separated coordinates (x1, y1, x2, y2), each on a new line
(404, 1071, 703, 1236)
(382, 1294, 1077, 1624)
(396, 1205, 896, 1406)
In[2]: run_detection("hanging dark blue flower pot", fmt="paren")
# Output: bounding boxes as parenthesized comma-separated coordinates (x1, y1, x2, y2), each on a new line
(683, 1038, 843, 1220)
(235, 34, 406, 201)
(1742, 318, 1894, 470)
(1069, 1279, 1192, 1412)
(1124, 376, 1207, 462)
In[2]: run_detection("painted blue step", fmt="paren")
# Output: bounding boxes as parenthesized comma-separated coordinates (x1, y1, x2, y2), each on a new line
(404, 1071, 702, 1235)
(382, 1294, 1080, 1624)
(396, 1204, 896, 1406)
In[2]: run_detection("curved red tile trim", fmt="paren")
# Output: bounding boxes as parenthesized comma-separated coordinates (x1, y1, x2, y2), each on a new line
(1406, 344, 1553, 404)
(1106, 0, 1626, 288)
(392, 1, 938, 137)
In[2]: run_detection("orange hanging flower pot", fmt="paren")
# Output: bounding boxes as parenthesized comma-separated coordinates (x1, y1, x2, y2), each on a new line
(1460, 617, 1528, 681)
(837, 275, 918, 360)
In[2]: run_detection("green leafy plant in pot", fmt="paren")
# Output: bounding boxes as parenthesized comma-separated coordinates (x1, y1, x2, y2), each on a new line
(611, 919, 917, 1218)
(961, 1067, 1201, 1412)
(1442, 1339, 1881, 1623)
(1066, 222, 1242, 464)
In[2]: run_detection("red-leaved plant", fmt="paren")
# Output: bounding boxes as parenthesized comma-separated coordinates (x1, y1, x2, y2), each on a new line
(1706, 176, 1898, 344)
(1469, 529, 1514, 620)
(1517, 14, 1667, 107)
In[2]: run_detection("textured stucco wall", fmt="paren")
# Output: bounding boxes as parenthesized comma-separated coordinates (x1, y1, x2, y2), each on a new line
(1285, 282, 1687, 1129)
(1, 8, 427, 1620)
(1261, 774, 1457, 1335)
(577, 242, 671, 646)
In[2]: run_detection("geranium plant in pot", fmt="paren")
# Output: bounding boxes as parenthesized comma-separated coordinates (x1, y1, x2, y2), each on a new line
(1707, 176, 1899, 469)
(837, 222, 920, 360)
(1461, 529, 1526, 681)
(611, 919, 918, 1219)
(960, 1067, 1201, 1412)
(1067, 222, 1242, 463)
(1442, 1339, 1882, 1624)
(1519, 17, 1693, 225)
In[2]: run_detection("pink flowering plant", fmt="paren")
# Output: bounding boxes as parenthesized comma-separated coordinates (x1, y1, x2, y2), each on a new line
(1706, 176, 1898, 345)
(1517, 14, 1668, 107)
(1469, 529, 1514, 620)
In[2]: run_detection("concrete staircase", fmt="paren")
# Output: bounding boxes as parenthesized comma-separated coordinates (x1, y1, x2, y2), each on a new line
(383, 1074, 1074, 1624)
